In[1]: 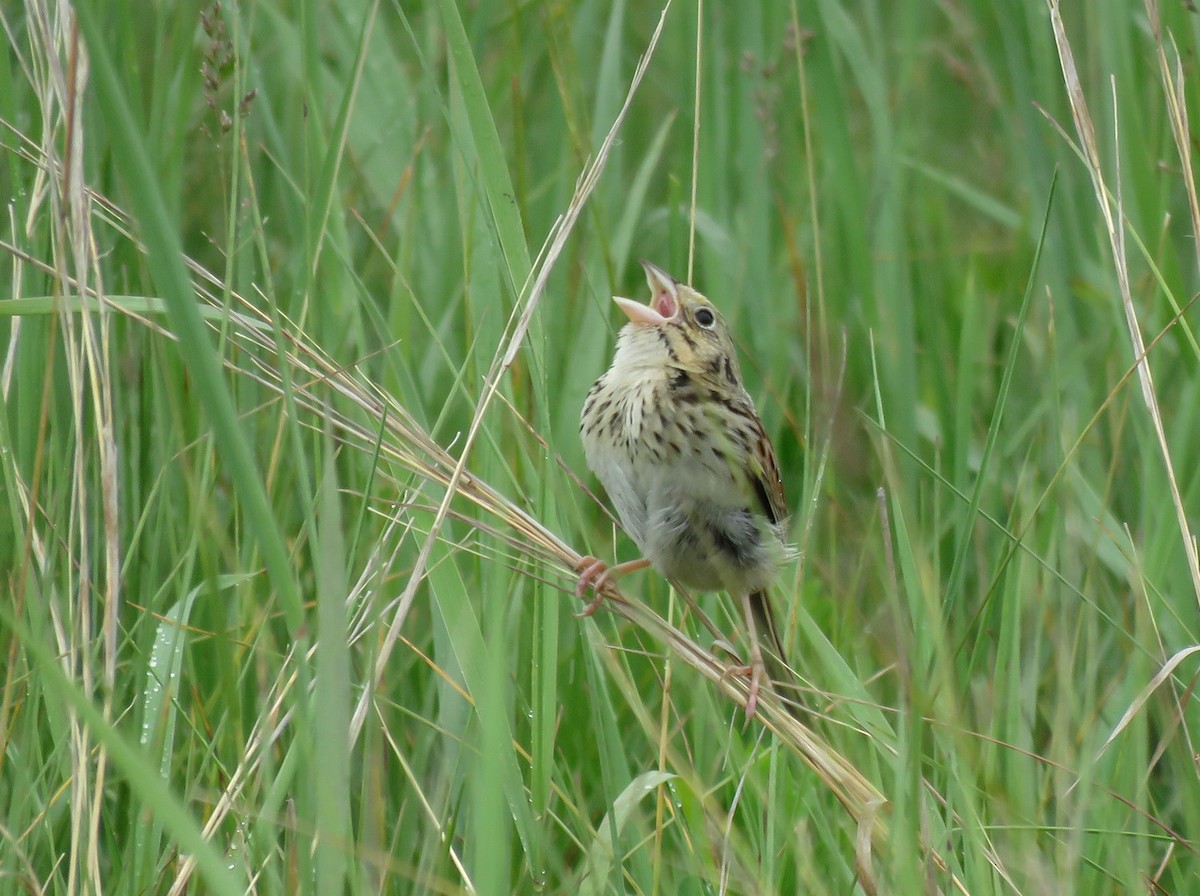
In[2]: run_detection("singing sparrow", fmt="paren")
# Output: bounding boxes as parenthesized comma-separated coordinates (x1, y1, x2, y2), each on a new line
(578, 261, 794, 718)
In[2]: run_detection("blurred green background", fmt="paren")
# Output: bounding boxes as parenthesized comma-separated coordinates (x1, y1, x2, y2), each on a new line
(3, 0, 1199, 892)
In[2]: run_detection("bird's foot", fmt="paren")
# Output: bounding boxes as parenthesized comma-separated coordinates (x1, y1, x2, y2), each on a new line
(724, 660, 766, 720)
(572, 556, 652, 617)
(715, 638, 767, 720)
(573, 556, 611, 617)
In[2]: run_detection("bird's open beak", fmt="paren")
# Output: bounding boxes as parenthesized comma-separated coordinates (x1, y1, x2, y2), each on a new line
(612, 260, 679, 326)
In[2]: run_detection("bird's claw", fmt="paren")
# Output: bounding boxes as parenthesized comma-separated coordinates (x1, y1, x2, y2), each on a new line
(572, 556, 652, 617)
(722, 661, 765, 720)
(573, 556, 611, 617)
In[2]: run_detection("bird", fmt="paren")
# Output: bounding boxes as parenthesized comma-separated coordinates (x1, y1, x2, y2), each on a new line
(577, 260, 794, 718)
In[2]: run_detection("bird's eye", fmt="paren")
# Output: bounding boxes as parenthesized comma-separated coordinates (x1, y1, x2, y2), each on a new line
(695, 307, 715, 329)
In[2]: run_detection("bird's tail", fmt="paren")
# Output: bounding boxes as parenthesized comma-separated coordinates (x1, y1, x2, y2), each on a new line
(747, 589, 801, 718)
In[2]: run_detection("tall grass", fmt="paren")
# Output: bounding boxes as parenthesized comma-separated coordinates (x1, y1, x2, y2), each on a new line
(2, 0, 1199, 892)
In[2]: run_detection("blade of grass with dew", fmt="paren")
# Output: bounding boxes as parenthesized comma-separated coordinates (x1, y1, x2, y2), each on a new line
(130, 578, 231, 892)
(0, 600, 246, 894)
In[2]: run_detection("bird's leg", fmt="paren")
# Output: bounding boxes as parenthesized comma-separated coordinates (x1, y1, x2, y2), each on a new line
(733, 591, 768, 719)
(573, 556, 652, 617)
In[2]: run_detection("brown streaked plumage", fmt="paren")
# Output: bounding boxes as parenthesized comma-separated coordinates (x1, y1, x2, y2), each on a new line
(578, 261, 795, 718)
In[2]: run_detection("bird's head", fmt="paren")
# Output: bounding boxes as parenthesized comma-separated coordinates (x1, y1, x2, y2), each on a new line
(613, 261, 743, 384)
